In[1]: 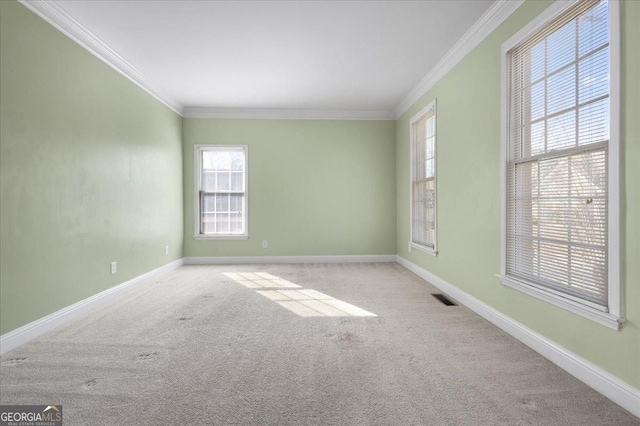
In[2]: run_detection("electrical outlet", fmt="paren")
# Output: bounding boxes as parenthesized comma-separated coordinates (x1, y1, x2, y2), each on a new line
(262, 240, 268, 249)
(165, 245, 169, 255)
(110, 261, 117, 275)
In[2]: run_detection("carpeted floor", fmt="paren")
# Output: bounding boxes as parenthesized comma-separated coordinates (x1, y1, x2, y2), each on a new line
(1, 263, 637, 425)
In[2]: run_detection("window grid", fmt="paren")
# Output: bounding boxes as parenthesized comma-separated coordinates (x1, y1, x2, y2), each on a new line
(506, 0, 610, 307)
(411, 103, 436, 250)
(196, 146, 247, 237)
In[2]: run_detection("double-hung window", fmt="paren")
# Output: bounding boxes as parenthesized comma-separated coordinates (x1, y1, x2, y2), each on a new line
(194, 145, 248, 239)
(410, 100, 437, 255)
(501, 0, 621, 328)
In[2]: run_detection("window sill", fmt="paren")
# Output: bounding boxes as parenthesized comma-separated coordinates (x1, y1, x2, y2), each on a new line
(408, 242, 437, 256)
(194, 234, 249, 241)
(499, 275, 623, 330)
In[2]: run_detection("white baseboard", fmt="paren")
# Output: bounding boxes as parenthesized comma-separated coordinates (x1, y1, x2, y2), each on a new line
(185, 255, 397, 264)
(396, 256, 640, 419)
(0, 258, 185, 355)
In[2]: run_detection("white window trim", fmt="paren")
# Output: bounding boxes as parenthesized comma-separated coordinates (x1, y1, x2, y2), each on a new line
(193, 144, 249, 240)
(409, 100, 438, 256)
(499, 0, 622, 330)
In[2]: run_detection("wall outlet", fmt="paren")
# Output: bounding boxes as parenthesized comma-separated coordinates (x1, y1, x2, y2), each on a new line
(165, 245, 169, 255)
(262, 240, 268, 249)
(110, 261, 117, 275)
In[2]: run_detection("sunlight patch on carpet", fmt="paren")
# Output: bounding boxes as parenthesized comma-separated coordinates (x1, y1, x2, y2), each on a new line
(222, 272, 377, 317)
(223, 272, 301, 288)
(266, 292, 376, 317)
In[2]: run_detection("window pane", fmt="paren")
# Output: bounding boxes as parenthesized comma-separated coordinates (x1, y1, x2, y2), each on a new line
(230, 212, 244, 234)
(217, 171, 230, 191)
(547, 20, 576, 74)
(202, 193, 215, 213)
(578, 1, 608, 57)
(414, 120, 426, 180)
(412, 181, 426, 243)
(530, 121, 546, 156)
(547, 109, 576, 151)
(426, 137, 435, 159)
(579, 46, 609, 104)
(425, 159, 435, 178)
(230, 151, 245, 171)
(535, 240, 570, 286)
(547, 65, 576, 115)
(230, 194, 244, 213)
(213, 151, 231, 171)
(425, 179, 435, 246)
(426, 116, 435, 138)
(202, 170, 216, 191)
(530, 41, 545, 82)
(216, 194, 230, 212)
(579, 98, 609, 146)
(230, 171, 243, 191)
(529, 81, 545, 121)
(201, 213, 215, 234)
(216, 214, 230, 234)
(202, 151, 216, 170)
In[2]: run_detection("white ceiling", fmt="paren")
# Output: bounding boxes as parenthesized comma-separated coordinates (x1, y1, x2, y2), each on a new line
(51, 0, 496, 115)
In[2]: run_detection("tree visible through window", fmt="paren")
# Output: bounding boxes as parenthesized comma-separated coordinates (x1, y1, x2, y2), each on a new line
(502, 0, 620, 326)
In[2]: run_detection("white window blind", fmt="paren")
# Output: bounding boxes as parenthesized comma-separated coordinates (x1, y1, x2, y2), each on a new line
(506, 0, 610, 307)
(411, 102, 436, 250)
(196, 146, 247, 237)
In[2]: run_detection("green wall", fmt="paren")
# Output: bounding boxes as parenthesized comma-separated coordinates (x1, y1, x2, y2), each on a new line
(183, 119, 396, 257)
(0, 1, 184, 334)
(396, 0, 639, 388)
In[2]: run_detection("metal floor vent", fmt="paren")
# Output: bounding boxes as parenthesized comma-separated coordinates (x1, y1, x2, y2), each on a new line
(431, 293, 457, 306)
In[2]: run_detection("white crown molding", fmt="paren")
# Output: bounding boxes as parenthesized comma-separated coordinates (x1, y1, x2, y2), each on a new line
(0, 258, 185, 355)
(394, 0, 525, 118)
(19, 0, 519, 122)
(183, 107, 396, 121)
(185, 255, 397, 264)
(397, 256, 640, 419)
(18, 0, 185, 116)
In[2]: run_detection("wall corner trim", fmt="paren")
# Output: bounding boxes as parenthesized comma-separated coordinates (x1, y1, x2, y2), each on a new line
(396, 256, 640, 419)
(394, 0, 525, 118)
(18, 0, 185, 116)
(184, 255, 398, 264)
(0, 258, 186, 355)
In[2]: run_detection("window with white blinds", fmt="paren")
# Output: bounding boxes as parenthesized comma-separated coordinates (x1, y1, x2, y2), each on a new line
(410, 101, 437, 254)
(194, 145, 248, 239)
(502, 0, 621, 327)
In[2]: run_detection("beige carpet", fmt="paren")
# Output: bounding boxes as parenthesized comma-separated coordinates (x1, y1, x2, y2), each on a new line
(1, 263, 637, 425)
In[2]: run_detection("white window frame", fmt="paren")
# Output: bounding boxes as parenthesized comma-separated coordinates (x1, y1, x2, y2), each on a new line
(409, 100, 438, 256)
(194, 144, 249, 240)
(499, 0, 622, 329)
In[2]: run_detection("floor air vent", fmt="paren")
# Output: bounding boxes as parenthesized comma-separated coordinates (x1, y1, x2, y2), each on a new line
(432, 293, 457, 306)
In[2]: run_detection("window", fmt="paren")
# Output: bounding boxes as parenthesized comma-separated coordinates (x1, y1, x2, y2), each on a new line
(410, 100, 437, 255)
(501, 0, 621, 328)
(194, 145, 248, 239)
